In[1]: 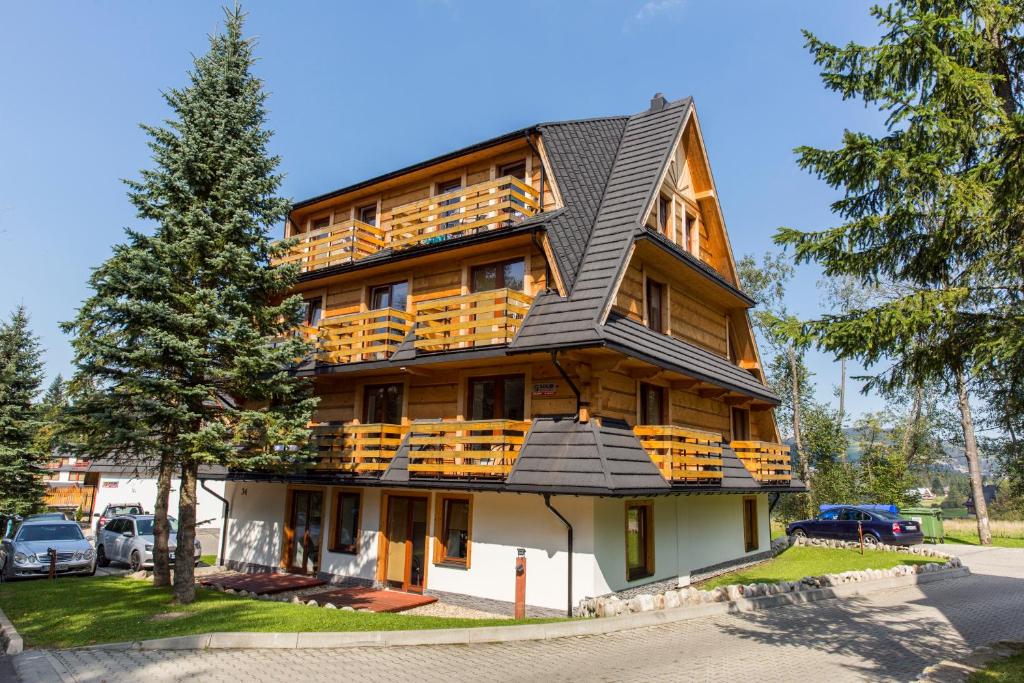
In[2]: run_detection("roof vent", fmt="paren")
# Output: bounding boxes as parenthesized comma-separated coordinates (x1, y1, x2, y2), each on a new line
(649, 92, 668, 112)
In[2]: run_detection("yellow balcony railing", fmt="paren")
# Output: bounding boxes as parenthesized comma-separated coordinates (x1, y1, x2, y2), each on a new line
(731, 441, 792, 484)
(384, 176, 539, 251)
(413, 288, 533, 352)
(406, 419, 530, 478)
(318, 308, 413, 363)
(272, 219, 386, 273)
(311, 423, 407, 474)
(634, 425, 724, 484)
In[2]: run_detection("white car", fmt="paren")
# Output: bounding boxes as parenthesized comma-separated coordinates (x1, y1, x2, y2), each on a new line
(95, 515, 201, 572)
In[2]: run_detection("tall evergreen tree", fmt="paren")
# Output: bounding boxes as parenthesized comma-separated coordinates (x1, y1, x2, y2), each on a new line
(0, 306, 48, 515)
(64, 6, 316, 603)
(775, 0, 1024, 545)
(34, 374, 69, 457)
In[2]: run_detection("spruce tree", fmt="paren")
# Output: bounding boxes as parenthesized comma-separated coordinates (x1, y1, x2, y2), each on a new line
(64, 6, 316, 603)
(0, 306, 48, 515)
(775, 0, 1024, 545)
(34, 374, 69, 457)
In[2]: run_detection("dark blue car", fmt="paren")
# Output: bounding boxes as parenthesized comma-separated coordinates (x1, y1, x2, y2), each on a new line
(786, 506, 924, 546)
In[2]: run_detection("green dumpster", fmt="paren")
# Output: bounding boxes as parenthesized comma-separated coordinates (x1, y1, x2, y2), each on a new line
(901, 506, 944, 543)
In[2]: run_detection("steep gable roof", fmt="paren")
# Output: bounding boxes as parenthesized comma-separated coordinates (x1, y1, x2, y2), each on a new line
(513, 97, 693, 350)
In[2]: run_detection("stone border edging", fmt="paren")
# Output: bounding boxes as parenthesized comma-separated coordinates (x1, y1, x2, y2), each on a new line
(0, 606, 24, 655)
(916, 640, 1024, 682)
(70, 565, 969, 651)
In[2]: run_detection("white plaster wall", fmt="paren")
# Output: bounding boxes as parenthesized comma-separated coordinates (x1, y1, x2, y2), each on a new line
(675, 493, 770, 584)
(223, 482, 287, 569)
(592, 496, 682, 595)
(92, 473, 225, 531)
(425, 492, 596, 611)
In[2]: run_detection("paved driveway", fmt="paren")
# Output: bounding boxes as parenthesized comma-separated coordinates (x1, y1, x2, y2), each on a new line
(12, 544, 1024, 683)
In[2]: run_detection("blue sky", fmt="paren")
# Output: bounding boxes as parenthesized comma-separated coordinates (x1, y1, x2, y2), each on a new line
(0, 1, 888, 419)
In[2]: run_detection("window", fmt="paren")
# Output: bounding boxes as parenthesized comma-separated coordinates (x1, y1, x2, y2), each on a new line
(743, 497, 759, 552)
(645, 278, 666, 332)
(657, 195, 670, 235)
(369, 281, 408, 311)
(625, 501, 654, 581)
(357, 204, 377, 226)
(331, 491, 361, 554)
(301, 297, 323, 328)
(363, 383, 404, 424)
(438, 178, 463, 229)
(311, 216, 331, 231)
(468, 375, 525, 421)
(470, 258, 525, 292)
(639, 383, 665, 425)
(817, 509, 840, 521)
(683, 212, 695, 251)
(731, 407, 750, 441)
(498, 160, 527, 181)
(435, 495, 472, 567)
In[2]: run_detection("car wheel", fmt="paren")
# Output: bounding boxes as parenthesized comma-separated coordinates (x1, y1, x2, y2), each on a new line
(96, 545, 110, 567)
(791, 528, 807, 539)
(863, 533, 880, 546)
(87, 562, 97, 576)
(129, 551, 142, 573)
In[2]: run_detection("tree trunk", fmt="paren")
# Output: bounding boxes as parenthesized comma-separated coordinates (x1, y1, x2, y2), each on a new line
(955, 368, 992, 546)
(151, 452, 174, 587)
(789, 345, 805, 478)
(172, 459, 199, 604)
(839, 357, 847, 463)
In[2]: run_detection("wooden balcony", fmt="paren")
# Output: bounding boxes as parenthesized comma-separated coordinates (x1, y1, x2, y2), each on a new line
(413, 288, 533, 352)
(634, 425, 724, 484)
(406, 419, 531, 478)
(272, 219, 386, 273)
(385, 176, 539, 251)
(731, 441, 792, 484)
(318, 308, 414, 363)
(311, 423, 407, 473)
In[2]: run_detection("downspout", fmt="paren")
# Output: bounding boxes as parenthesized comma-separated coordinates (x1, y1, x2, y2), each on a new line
(200, 479, 229, 567)
(769, 492, 781, 515)
(551, 350, 588, 421)
(543, 493, 574, 618)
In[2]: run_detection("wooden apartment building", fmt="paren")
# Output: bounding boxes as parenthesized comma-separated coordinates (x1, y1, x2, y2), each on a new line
(220, 93, 803, 615)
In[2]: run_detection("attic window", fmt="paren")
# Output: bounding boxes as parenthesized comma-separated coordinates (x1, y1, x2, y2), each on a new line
(657, 196, 670, 236)
(358, 204, 377, 226)
(311, 216, 330, 231)
(498, 161, 527, 181)
(683, 213, 695, 252)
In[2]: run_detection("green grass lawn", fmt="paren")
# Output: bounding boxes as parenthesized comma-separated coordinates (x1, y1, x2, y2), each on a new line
(944, 534, 1024, 548)
(199, 554, 217, 565)
(0, 576, 558, 649)
(695, 546, 934, 591)
(969, 653, 1024, 682)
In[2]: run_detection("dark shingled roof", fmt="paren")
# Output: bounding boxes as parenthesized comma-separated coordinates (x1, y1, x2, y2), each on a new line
(537, 117, 629, 290)
(86, 458, 227, 478)
(512, 98, 693, 351)
(506, 417, 669, 494)
(602, 314, 778, 403)
(719, 446, 758, 488)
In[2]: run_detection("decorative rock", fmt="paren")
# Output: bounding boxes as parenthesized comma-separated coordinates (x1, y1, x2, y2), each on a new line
(306, 599, 319, 607)
(664, 590, 681, 609)
(341, 605, 355, 612)
(323, 603, 337, 609)
(653, 594, 665, 610)
(290, 596, 303, 604)
(224, 588, 237, 595)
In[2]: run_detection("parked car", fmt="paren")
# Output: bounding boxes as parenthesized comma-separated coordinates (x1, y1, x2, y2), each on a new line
(94, 503, 145, 533)
(95, 515, 201, 572)
(0, 519, 96, 579)
(786, 505, 925, 546)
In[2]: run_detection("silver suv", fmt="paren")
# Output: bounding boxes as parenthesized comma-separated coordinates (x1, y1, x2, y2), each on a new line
(96, 515, 201, 572)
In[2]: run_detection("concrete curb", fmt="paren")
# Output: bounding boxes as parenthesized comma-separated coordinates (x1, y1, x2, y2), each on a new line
(0, 606, 23, 655)
(66, 566, 969, 651)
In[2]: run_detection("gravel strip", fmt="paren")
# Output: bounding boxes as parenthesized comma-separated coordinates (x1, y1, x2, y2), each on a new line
(401, 601, 507, 620)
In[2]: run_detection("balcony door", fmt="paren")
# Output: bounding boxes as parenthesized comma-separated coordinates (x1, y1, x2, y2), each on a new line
(369, 281, 408, 311)
(437, 178, 463, 231)
(467, 375, 525, 460)
(363, 383, 404, 425)
(470, 258, 525, 293)
(639, 383, 666, 425)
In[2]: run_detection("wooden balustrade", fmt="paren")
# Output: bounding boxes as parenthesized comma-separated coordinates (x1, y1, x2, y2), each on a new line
(272, 220, 386, 273)
(318, 308, 413, 363)
(634, 425, 724, 483)
(384, 176, 539, 251)
(406, 419, 531, 478)
(413, 288, 533, 351)
(731, 440, 792, 484)
(311, 423, 407, 473)
(44, 485, 95, 513)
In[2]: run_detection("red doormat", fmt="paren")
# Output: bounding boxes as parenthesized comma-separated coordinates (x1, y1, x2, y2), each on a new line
(303, 587, 438, 613)
(199, 571, 326, 595)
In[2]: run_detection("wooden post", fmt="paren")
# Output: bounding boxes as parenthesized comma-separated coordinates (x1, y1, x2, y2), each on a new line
(858, 522, 864, 555)
(47, 547, 56, 580)
(514, 548, 527, 620)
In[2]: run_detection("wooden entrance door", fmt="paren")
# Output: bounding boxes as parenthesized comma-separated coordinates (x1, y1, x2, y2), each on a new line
(288, 489, 324, 574)
(384, 496, 428, 593)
